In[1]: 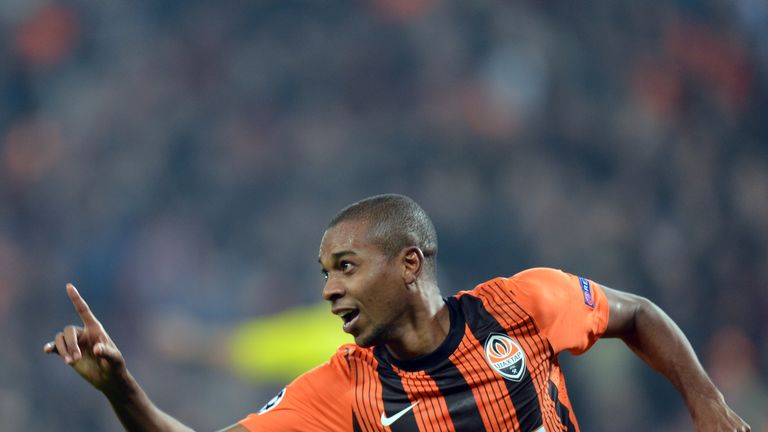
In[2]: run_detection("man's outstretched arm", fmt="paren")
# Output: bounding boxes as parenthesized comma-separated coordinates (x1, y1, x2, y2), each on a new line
(44, 284, 246, 432)
(601, 286, 750, 432)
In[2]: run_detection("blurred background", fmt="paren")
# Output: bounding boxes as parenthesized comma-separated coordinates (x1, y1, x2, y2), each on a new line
(1, 0, 767, 430)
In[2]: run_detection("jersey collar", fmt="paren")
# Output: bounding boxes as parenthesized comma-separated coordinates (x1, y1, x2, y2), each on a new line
(374, 296, 465, 372)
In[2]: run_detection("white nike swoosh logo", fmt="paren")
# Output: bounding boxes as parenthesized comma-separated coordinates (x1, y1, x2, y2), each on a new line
(380, 401, 419, 427)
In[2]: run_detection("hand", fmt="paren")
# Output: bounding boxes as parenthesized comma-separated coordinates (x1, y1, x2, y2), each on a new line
(691, 394, 751, 432)
(43, 284, 127, 393)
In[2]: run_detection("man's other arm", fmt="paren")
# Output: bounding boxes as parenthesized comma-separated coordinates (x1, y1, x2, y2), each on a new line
(44, 284, 246, 432)
(602, 286, 750, 432)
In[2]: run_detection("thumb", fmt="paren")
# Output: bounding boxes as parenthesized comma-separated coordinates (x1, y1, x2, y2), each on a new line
(93, 342, 123, 365)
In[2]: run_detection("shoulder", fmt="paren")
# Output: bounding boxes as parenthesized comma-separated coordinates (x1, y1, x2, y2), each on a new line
(333, 342, 373, 358)
(289, 343, 361, 383)
(511, 267, 571, 286)
(457, 267, 566, 300)
(328, 343, 377, 369)
(239, 344, 359, 431)
(453, 268, 588, 325)
(280, 344, 365, 398)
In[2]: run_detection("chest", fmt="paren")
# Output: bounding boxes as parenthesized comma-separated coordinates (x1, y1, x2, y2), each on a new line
(351, 331, 552, 432)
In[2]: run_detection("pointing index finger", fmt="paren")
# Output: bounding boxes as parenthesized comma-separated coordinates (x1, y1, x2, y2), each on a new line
(66, 283, 100, 326)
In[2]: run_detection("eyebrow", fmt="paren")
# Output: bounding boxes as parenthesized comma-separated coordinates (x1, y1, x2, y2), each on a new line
(318, 250, 357, 266)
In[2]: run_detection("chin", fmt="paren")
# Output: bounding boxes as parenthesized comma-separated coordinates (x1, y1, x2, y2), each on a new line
(354, 337, 375, 348)
(354, 325, 387, 348)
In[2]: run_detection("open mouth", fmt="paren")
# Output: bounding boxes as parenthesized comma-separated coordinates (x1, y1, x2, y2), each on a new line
(340, 309, 360, 332)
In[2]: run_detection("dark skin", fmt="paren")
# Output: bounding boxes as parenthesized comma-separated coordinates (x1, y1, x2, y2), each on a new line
(602, 288, 750, 431)
(318, 220, 449, 359)
(45, 219, 750, 431)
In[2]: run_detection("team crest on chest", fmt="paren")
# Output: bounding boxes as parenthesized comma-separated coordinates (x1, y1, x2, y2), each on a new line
(484, 333, 527, 382)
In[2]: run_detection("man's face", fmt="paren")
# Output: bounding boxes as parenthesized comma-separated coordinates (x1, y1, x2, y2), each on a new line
(318, 220, 406, 347)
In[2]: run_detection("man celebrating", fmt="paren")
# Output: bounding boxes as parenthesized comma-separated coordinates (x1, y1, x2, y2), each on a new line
(45, 194, 750, 431)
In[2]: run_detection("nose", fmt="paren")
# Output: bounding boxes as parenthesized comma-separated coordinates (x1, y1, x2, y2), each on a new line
(322, 276, 345, 302)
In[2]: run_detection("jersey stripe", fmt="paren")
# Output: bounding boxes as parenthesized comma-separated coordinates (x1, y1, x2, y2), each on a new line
(428, 358, 486, 430)
(466, 340, 518, 431)
(353, 349, 390, 432)
(371, 357, 387, 431)
(375, 348, 421, 431)
(399, 369, 454, 432)
(451, 327, 517, 432)
(459, 293, 544, 432)
(548, 380, 576, 432)
(406, 371, 437, 432)
(353, 411, 364, 432)
(487, 282, 562, 431)
(351, 354, 377, 432)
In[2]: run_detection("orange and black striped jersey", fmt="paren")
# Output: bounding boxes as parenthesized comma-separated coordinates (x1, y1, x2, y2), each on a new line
(239, 267, 610, 431)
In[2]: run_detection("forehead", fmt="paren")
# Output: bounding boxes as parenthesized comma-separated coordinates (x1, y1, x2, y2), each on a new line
(319, 220, 377, 257)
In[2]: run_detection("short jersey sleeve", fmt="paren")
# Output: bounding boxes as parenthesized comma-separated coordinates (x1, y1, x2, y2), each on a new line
(238, 346, 354, 431)
(508, 267, 610, 355)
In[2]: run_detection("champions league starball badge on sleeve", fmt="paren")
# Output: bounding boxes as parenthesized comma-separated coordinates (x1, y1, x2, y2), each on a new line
(258, 387, 286, 414)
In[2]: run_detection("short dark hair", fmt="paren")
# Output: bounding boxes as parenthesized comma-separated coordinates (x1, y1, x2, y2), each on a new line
(328, 194, 438, 275)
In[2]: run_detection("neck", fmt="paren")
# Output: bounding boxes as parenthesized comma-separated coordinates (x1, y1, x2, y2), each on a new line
(384, 283, 450, 360)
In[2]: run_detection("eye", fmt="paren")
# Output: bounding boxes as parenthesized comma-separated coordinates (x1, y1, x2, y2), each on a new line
(320, 269, 329, 281)
(340, 261, 354, 273)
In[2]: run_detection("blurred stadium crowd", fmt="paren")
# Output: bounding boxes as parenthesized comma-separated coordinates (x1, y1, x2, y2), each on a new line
(1, 0, 767, 430)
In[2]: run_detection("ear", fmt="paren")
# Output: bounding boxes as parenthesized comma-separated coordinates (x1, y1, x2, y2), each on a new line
(401, 247, 424, 285)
